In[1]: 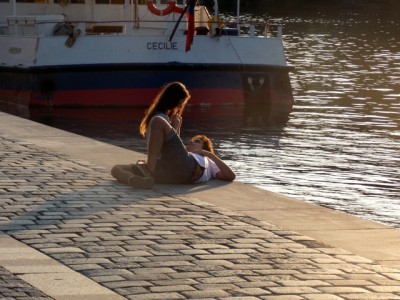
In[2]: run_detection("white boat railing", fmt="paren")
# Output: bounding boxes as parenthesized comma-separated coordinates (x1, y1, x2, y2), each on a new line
(1, 15, 282, 39)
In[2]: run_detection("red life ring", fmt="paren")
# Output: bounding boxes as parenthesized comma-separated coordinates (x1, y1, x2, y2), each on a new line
(147, 1, 184, 16)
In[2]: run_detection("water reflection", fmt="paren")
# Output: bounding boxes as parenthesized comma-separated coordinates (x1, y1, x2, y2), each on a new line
(273, 14, 400, 226)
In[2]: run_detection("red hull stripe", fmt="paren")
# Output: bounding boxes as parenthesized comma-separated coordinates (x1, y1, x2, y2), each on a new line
(0, 89, 32, 106)
(29, 88, 244, 107)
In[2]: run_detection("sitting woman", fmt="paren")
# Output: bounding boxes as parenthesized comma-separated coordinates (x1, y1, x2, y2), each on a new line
(111, 81, 235, 188)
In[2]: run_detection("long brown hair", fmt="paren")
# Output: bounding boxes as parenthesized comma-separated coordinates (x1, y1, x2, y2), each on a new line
(139, 82, 190, 137)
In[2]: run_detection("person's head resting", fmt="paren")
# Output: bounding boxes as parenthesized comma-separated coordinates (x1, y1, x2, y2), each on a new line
(140, 82, 191, 137)
(187, 135, 214, 154)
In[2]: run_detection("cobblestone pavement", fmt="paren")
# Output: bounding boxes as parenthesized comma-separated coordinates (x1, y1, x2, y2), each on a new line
(1, 134, 400, 300)
(0, 266, 53, 300)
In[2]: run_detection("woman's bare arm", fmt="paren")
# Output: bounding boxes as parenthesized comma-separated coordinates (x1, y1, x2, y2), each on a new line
(170, 114, 182, 136)
(198, 149, 236, 181)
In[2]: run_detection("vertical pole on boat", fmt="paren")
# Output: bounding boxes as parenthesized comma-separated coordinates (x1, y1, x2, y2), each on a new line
(236, 0, 240, 34)
(90, 0, 94, 24)
(134, 0, 139, 29)
(123, 0, 129, 33)
(13, 0, 17, 35)
(213, 0, 218, 22)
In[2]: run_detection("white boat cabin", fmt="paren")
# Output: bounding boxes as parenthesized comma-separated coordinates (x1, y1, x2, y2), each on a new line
(0, 0, 215, 37)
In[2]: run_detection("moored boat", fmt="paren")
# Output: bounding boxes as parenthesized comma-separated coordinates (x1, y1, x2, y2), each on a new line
(0, 0, 294, 124)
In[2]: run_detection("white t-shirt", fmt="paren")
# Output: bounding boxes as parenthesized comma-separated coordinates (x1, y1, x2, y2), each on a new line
(189, 153, 220, 183)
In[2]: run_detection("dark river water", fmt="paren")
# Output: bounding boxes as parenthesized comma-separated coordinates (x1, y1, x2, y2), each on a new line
(6, 11, 400, 228)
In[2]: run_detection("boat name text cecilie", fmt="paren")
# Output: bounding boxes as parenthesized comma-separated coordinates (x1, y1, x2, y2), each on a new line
(147, 42, 178, 50)
(9, 47, 22, 54)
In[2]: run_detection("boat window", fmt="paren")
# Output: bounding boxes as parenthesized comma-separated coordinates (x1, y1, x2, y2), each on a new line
(52, 0, 85, 3)
(16, 0, 47, 2)
(95, 0, 126, 3)
(14, 0, 85, 2)
(91, 0, 183, 4)
(159, 0, 184, 4)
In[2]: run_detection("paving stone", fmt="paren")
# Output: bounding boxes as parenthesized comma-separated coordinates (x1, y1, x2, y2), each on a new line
(317, 286, 372, 293)
(368, 286, 400, 293)
(149, 284, 196, 293)
(267, 286, 322, 294)
(339, 293, 400, 299)
(181, 289, 231, 298)
(127, 292, 185, 300)
(303, 294, 344, 300)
